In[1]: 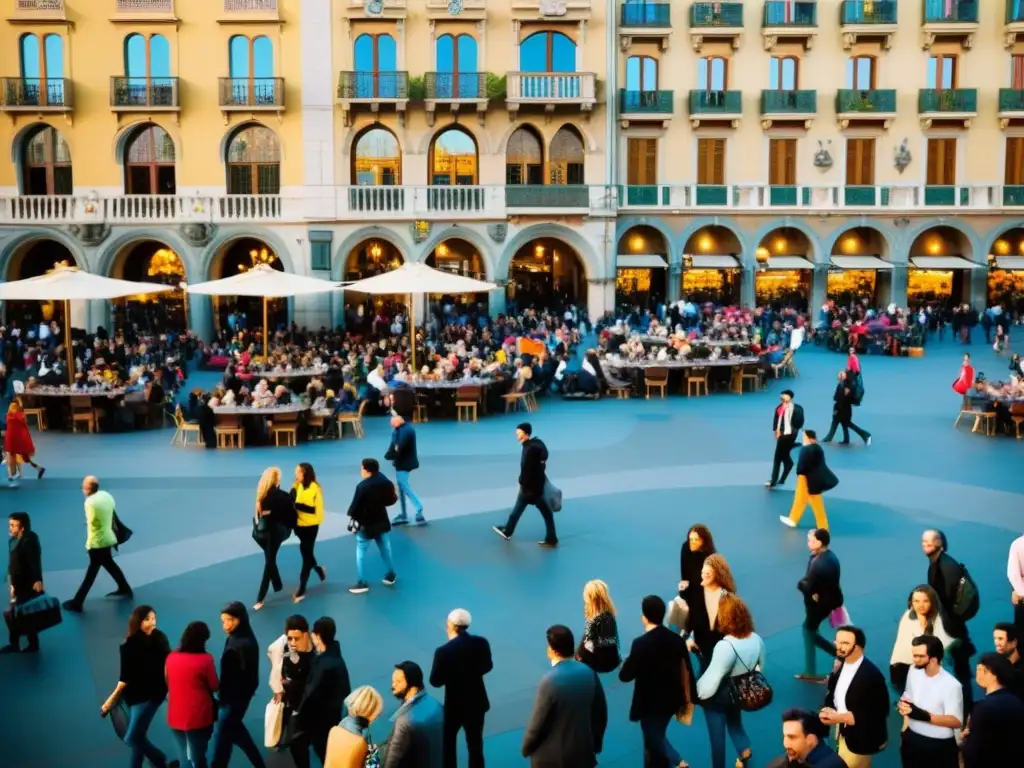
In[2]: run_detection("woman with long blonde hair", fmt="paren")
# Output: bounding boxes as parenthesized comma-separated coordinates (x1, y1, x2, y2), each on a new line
(252, 466, 295, 611)
(687, 553, 738, 665)
(577, 579, 621, 673)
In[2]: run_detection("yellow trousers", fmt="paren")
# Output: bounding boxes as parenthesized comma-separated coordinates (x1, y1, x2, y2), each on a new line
(788, 475, 829, 529)
(837, 733, 873, 768)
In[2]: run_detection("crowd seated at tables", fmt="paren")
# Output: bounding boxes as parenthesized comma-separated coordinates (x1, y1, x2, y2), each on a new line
(965, 357, 1024, 436)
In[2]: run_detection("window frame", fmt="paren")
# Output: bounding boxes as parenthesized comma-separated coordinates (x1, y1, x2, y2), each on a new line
(226, 125, 281, 195)
(697, 57, 728, 91)
(519, 31, 576, 73)
(22, 126, 72, 195)
(926, 137, 957, 186)
(846, 56, 876, 90)
(845, 138, 876, 186)
(626, 55, 659, 92)
(505, 126, 544, 186)
(769, 57, 799, 91)
(124, 125, 176, 195)
(927, 55, 958, 91)
(429, 126, 479, 186)
(697, 138, 726, 185)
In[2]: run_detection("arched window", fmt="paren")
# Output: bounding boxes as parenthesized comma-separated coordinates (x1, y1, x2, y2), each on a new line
(506, 126, 543, 185)
(227, 125, 281, 195)
(519, 32, 576, 73)
(22, 126, 72, 195)
(549, 126, 584, 185)
(227, 35, 276, 106)
(626, 56, 658, 92)
(769, 57, 798, 90)
(846, 56, 875, 90)
(353, 127, 401, 186)
(435, 34, 479, 98)
(124, 125, 176, 195)
(353, 33, 397, 98)
(697, 57, 727, 91)
(16, 34, 64, 106)
(430, 127, 477, 185)
(122, 34, 173, 106)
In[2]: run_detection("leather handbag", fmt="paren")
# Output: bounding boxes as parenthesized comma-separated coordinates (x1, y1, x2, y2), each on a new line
(723, 640, 773, 712)
(112, 512, 133, 548)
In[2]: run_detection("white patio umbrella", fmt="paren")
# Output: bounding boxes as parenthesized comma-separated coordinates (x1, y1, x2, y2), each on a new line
(342, 261, 497, 370)
(186, 263, 342, 357)
(0, 263, 174, 383)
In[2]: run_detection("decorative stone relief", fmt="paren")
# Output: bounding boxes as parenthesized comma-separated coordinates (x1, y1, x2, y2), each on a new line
(180, 223, 217, 247)
(487, 223, 507, 243)
(813, 140, 833, 169)
(67, 224, 111, 247)
(894, 139, 911, 173)
(411, 221, 431, 243)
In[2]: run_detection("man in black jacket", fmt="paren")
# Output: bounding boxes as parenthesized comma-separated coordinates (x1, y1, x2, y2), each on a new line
(767, 389, 804, 488)
(780, 430, 837, 531)
(2, 512, 44, 654)
(492, 422, 558, 547)
(290, 617, 352, 768)
(961, 652, 1024, 768)
(618, 595, 694, 768)
(387, 413, 426, 527)
(429, 608, 494, 768)
(347, 458, 399, 594)
(795, 529, 842, 683)
(822, 371, 871, 446)
(212, 602, 266, 768)
(819, 625, 889, 767)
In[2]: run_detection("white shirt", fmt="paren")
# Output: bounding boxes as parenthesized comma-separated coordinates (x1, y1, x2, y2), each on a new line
(554, 360, 567, 381)
(833, 655, 864, 714)
(904, 666, 963, 740)
(1009, 535, 1024, 596)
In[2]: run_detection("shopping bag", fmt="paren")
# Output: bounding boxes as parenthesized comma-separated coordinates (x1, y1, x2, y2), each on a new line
(106, 698, 131, 740)
(112, 512, 133, 548)
(543, 479, 563, 513)
(264, 699, 285, 748)
(11, 593, 62, 635)
(829, 605, 851, 629)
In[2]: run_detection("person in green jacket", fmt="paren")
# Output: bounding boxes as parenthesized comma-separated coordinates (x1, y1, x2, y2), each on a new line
(63, 475, 133, 613)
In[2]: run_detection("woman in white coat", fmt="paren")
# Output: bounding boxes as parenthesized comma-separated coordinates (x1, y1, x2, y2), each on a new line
(889, 584, 957, 691)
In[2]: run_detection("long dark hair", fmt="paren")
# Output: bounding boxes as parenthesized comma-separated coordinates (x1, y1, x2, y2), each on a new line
(179, 621, 211, 653)
(297, 462, 317, 488)
(687, 524, 716, 554)
(126, 605, 156, 640)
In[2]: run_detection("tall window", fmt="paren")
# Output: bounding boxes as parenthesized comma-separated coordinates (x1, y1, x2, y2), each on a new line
(430, 127, 477, 185)
(22, 126, 72, 195)
(227, 125, 281, 194)
(769, 57, 798, 90)
(125, 125, 176, 194)
(228, 35, 275, 105)
(353, 34, 397, 98)
(846, 138, 876, 186)
(549, 126, 584, 185)
(769, 139, 796, 186)
(123, 33, 172, 105)
(1006, 138, 1024, 186)
(18, 33, 64, 105)
(626, 56, 658, 91)
(352, 127, 401, 185)
(927, 55, 958, 90)
(506, 126, 543, 185)
(927, 138, 957, 186)
(1012, 55, 1024, 89)
(519, 31, 576, 72)
(846, 56, 875, 89)
(627, 138, 657, 186)
(697, 138, 725, 185)
(435, 34, 479, 98)
(697, 57, 727, 90)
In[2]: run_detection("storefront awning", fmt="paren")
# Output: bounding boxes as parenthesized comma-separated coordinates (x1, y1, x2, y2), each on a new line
(995, 256, 1024, 271)
(688, 255, 740, 269)
(617, 254, 667, 269)
(910, 256, 980, 270)
(765, 256, 814, 270)
(830, 256, 893, 271)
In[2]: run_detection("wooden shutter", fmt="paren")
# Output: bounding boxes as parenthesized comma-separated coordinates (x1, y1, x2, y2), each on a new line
(845, 138, 875, 185)
(697, 138, 725, 185)
(1014, 56, 1024, 90)
(769, 139, 796, 185)
(1007, 138, 1024, 185)
(627, 138, 658, 185)
(927, 138, 956, 185)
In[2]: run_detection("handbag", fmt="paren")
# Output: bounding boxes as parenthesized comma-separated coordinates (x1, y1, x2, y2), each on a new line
(264, 699, 284, 748)
(10, 593, 62, 635)
(364, 730, 381, 768)
(723, 640, 773, 712)
(543, 479, 563, 512)
(829, 605, 852, 629)
(112, 511, 133, 548)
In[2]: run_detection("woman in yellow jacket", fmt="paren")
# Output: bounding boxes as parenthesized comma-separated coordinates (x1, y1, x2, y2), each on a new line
(291, 462, 325, 603)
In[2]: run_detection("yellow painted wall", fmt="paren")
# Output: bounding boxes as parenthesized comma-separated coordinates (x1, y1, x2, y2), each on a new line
(0, 0, 304, 190)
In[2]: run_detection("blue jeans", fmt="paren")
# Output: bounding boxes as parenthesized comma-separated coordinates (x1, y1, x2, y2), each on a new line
(356, 531, 396, 582)
(210, 699, 266, 768)
(395, 471, 424, 519)
(703, 704, 751, 768)
(125, 699, 168, 768)
(503, 491, 557, 543)
(640, 714, 681, 767)
(171, 727, 212, 768)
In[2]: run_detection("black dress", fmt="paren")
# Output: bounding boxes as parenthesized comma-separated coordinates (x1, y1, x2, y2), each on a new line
(679, 545, 711, 612)
(577, 611, 621, 673)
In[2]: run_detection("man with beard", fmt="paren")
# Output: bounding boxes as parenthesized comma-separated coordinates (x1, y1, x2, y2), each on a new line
(897, 635, 963, 768)
(384, 660, 444, 768)
(993, 622, 1024, 702)
(778, 708, 845, 767)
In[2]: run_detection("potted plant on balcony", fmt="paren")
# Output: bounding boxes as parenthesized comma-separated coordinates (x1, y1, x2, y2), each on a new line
(485, 73, 506, 102)
(939, 90, 957, 111)
(407, 75, 426, 102)
(855, 93, 874, 111)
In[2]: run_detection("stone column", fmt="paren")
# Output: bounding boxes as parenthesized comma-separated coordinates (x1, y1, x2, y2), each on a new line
(810, 267, 828, 313)
(668, 262, 682, 303)
(190, 295, 214, 343)
(889, 265, 908, 308)
(970, 266, 988, 308)
(741, 268, 756, 307)
(489, 279, 507, 318)
(586, 278, 614, 318)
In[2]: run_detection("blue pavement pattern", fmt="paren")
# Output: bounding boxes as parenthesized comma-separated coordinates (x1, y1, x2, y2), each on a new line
(1, 337, 1022, 768)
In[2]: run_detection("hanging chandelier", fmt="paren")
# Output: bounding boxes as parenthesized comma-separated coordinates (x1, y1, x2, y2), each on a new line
(239, 247, 279, 272)
(147, 248, 185, 278)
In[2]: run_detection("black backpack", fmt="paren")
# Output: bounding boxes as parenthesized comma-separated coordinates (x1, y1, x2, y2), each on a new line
(951, 561, 980, 622)
(850, 373, 865, 406)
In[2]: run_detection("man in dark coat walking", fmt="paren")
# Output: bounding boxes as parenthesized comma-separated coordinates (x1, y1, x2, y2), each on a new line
(767, 390, 804, 488)
(2, 512, 44, 654)
(347, 458, 399, 594)
(795, 528, 843, 682)
(290, 616, 352, 768)
(823, 371, 871, 446)
(492, 423, 558, 546)
(780, 430, 838, 530)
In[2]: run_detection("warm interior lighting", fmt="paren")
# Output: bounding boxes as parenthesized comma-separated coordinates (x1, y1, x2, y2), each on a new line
(926, 237, 943, 255)
(534, 244, 545, 258)
(756, 270, 804, 303)
(239, 247, 279, 272)
(617, 268, 652, 294)
(840, 235, 861, 255)
(828, 269, 876, 299)
(994, 239, 1010, 256)
(772, 237, 787, 255)
(437, 243, 449, 258)
(682, 269, 725, 292)
(147, 248, 184, 278)
(698, 234, 713, 253)
(908, 269, 953, 298)
(629, 234, 645, 253)
(756, 246, 771, 262)
(45, 260, 72, 274)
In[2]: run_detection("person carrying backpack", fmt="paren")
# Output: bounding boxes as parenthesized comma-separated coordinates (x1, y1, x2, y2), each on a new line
(822, 371, 871, 447)
(923, 529, 979, 717)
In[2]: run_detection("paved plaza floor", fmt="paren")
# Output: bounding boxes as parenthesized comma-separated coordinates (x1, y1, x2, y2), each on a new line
(2, 335, 1022, 767)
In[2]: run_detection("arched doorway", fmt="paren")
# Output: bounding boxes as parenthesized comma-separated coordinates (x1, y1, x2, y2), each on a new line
(342, 239, 405, 333)
(209, 238, 285, 335)
(428, 127, 478, 185)
(506, 238, 586, 312)
(425, 238, 489, 322)
(225, 123, 281, 194)
(20, 124, 73, 195)
(828, 227, 891, 307)
(3, 238, 77, 330)
(615, 226, 667, 310)
(755, 228, 813, 310)
(109, 241, 187, 333)
(682, 226, 742, 306)
(352, 126, 401, 185)
(988, 228, 1024, 314)
(123, 123, 176, 194)
(908, 226, 976, 307)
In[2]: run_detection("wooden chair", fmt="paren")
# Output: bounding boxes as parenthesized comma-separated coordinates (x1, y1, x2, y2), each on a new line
(70, 395, 99, 433)
(269, 411, 299, 447)
(608, 384, 632, 400)
(733, 363, 762, 395)
(643, 367, 669, 399)
(16, 394, 47, 431)
(305, 410, 330, 440)
(686, 367, 709, 397)
(523, 387, 539, 413)
(456, 385, 482, 423)
(502, 378, 529, 413)
(214, 415, 245, 448)
(1010, 403, 1024, 438)
(171, 405, 203, 447)
(337, 399, 368, 438)
(954, 402, 997, 435)
(413, 394, 429, 424)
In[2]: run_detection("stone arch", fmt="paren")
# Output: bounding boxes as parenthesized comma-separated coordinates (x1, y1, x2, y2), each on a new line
(496, 120, 547, 154)
(341, 119, 408, 157)
(982, 221, 1024, 262)
(750, 219, 821, 264)
(902, 218, 981, 262)
(112, 118, 181, 166)
(330, 227, 412, 282)
(0, 229, 86, 281)
(420, 226, 495, 279)
(496, 222, 601, 281)
(200, 227, 296, 280)
(417, 120, 490, 156)
(678, 218, 745, 263)
(98, 228, 195, 280)
(823, 221, 896, 262)
(219, 120, 285, 167)
(616, 217, 677, 265)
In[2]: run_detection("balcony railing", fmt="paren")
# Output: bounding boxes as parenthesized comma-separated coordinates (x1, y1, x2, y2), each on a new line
(621, 2, 670, 26)
(918, 88, 977, 114)
(2, 77, 72, 109)
(836, 88, 897, 113)
(619, 89, 674, 114)
(923, 0, 977, 23)
(506, 72, 596, 105)
(1009, 0, 1024, 23)
(763, 1, 818, 26)
(505, 185, 592, 209)
(218, 77, 284, 108)
(841, 1, 897, 24)
(424, 72, 486, 100)
(690, 2, 743, 27)
(761, 90, 816, 114)
(110, 77, 180, 108)
(12, 0, 67, 19)
(338, 71, 409, 100)
(999, 88, 1024, 112)
(689, 90, 742, 115)
(223, 0, 278, 10)
(115, 0, 174, 13)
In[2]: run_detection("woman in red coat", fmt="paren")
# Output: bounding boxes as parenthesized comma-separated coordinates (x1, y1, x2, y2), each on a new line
(4, 401, 44, 487)
(952, 352, 976, 406)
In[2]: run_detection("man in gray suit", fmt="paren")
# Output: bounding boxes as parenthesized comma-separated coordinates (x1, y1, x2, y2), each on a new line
(384, 660, 444, 768)
(522, 625, 608, 767)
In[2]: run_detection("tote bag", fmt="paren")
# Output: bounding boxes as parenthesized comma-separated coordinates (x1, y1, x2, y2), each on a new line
(543, 479, 563, 512)
(829, 605, 852, 629)
(264, 699, 284, 748)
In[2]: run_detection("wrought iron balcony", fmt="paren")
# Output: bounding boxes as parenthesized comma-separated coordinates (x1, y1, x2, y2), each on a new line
(688, 90, 742, 116)
(760, 90, 816, 115)
(504, 185, 591, 210)
(918, 88, 977, 114)
(923, 0, 977, 23)
(999, 88, 1024, 113)
(424, 72, 486, 100)
(11, 0, 67, 20)
(621, 2, 670, 27)
(763, 1, 817, 26)
(1, 77, 72, 110)
(689, 2, 743, 27)
(218, 77, 284, 109)
(110, 77, 180, 109)
(835, 88, 897, 114)
(1010, 0, 1024, 23)
(619, 89, 674, 114)
(337, 71, 409, 100)
(113, 0, 176, 17)
(841, 0, 897, 24)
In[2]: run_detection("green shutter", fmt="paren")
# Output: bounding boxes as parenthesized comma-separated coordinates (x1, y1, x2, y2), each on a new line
(309, 230, 333, 272)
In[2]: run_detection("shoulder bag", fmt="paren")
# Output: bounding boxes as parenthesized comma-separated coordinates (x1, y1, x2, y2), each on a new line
(723, 640, 773, 712)
(363, 727, 381, 768)
(112, 511, 133, 548)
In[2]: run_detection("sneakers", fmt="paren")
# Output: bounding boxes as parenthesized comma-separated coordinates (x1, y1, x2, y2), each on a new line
(492, 526, 511, 541)
(865, 436, 872, 447)
(537, 540, 559, 548)
(778, 516, 797, 528)
(391, 515, 409, 526)
(382, 572, 396, 587)
(413, 515, 427, 526)
(349, 582, 370, 595)
(62, 600, 83, 613)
